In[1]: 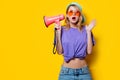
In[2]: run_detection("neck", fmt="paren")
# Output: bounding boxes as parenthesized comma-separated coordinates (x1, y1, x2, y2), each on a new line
(70, 23, 77, 28)
(70, 23, 82, 30)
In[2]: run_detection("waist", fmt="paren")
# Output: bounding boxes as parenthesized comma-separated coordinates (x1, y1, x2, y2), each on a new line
(62, 58, 87, 69)
(60, 65, 90, 75)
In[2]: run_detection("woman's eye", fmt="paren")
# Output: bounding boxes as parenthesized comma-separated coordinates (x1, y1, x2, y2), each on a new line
(68, 11, 73, 16)
(76, 11, 81, 16)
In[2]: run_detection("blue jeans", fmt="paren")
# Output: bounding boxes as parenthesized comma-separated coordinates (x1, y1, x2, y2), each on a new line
(58, 66, 92, 80)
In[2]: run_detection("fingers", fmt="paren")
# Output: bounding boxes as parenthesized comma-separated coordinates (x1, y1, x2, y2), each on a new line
(54, 23, 61, 28)
(91, 19, 96, 27)
(89, 19, 96, 29)
(54, 23, 61, 31)
(85, 19, 96, 31)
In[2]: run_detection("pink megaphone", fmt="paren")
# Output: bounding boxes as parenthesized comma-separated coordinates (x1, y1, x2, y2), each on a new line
(43, 14, 65, 27)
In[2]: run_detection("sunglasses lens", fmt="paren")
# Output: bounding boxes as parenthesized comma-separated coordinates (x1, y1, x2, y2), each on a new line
(68, 11, 81, 16)
(68, 11, 73, 16)
(76, 11, 80, 16)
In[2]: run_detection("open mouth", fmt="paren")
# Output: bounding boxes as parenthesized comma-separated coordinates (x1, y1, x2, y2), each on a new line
(72, 17, 76, 20)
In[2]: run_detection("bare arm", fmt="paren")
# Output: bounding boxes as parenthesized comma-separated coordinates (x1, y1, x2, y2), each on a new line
(86, 20, 96, 54)
(86, 31, 93, 54)
(54, 24, 63, 54)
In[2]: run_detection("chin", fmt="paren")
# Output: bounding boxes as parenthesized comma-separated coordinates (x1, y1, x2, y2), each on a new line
(71, 20, 78, 24)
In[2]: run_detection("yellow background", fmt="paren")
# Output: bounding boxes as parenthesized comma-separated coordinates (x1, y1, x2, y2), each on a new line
(0, 0, 120, 80)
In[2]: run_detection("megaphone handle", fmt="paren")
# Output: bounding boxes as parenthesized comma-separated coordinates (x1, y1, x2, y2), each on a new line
(55, 19, 60, 26)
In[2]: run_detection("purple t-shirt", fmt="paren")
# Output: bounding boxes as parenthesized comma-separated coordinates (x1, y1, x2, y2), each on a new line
(61, 26, 95, 62)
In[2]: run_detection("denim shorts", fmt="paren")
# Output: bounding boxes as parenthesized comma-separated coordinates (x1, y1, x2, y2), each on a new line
(58, 66, 92, 80)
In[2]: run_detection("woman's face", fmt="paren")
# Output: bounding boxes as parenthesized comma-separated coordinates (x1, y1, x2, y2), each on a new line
(67, 6, 81, 24)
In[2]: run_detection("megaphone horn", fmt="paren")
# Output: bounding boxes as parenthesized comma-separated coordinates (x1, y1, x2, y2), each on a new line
(43, 14, 65, 27)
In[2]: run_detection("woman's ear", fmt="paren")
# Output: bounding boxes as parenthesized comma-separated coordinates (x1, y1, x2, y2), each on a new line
(66, 14, 69, 18)
(66, 14, 69, 22)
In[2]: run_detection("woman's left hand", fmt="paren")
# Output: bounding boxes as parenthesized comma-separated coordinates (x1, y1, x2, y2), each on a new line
(86, 19, 96, 32)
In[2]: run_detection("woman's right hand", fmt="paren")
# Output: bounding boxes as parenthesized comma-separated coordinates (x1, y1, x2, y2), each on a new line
(54, 20, 62, 31)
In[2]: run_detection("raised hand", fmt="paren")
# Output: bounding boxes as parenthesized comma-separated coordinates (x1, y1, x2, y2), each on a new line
(86, 19, 96, 32)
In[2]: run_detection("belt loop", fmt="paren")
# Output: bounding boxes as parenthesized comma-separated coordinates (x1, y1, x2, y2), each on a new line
(66, 68, 69, 73)
(75, 69, 77, 73)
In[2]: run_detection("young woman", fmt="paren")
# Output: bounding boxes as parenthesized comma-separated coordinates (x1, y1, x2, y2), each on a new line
(54, 2, 96, 80)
